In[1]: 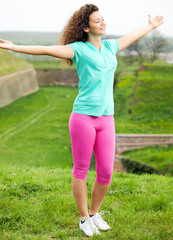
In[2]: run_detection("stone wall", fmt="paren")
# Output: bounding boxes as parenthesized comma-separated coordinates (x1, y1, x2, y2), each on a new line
(115, 134, 173, 154)
(0, 67, 39, 108)
(36, 69, 79, 87)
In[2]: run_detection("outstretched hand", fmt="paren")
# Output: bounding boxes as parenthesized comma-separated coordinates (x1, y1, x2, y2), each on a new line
(148, 15, 164, 29)
(0, 39, 14, 50)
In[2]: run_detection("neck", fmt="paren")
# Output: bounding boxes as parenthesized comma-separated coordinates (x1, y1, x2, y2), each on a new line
(87, 35, 102, 49)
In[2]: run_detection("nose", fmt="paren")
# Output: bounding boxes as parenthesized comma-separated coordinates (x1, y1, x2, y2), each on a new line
(101, 20, 105, 26)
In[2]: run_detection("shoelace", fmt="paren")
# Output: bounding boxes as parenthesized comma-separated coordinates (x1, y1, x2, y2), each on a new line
(95, 211, 107, 224)
(98, 210, 105, 216)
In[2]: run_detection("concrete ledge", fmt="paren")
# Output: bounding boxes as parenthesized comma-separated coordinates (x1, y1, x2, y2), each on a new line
(115, 134, 173, 153)
(0, 67, 39, 108)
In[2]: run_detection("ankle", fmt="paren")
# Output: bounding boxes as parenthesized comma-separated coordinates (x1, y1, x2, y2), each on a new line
(89, 212, 97, 216)
(80, 215, 90, 220)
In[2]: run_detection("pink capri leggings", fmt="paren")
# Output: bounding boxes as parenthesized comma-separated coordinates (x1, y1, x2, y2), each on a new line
(69, 111, 116, 185)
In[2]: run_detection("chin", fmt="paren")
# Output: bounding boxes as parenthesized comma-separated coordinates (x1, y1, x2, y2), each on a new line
(100, 30, 106, 35)
(101, 29, 106, 33)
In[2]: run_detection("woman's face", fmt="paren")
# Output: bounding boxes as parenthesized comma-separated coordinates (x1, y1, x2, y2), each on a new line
(84, 11, 106, 36)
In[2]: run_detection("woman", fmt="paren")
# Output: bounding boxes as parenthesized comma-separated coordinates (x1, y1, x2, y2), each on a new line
(0, 4, 164, 237)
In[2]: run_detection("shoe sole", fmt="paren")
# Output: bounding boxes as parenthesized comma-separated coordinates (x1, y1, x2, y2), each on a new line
(95, 226, 111, 231)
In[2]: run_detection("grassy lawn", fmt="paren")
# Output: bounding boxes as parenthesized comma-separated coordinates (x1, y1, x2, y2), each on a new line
(0, 86, 77, 169)
(0, 166, 172, 239)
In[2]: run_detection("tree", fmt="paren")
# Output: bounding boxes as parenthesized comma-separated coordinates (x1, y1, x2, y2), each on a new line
(146, 30, 167, 62)
(127, 39, 145, 64)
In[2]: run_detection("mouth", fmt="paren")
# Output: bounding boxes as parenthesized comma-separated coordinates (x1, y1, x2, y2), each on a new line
(100, 27, 106, 30)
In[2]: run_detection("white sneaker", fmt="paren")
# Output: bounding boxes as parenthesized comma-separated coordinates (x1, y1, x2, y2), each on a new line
(79, 217, 101, 237)
(90, 211, 111, 231)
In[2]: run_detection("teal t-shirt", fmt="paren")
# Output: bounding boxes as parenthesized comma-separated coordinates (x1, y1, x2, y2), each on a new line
(67, 39, 119, 117)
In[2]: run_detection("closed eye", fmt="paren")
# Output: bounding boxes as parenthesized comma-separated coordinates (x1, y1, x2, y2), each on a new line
(95, 19, 104, 23)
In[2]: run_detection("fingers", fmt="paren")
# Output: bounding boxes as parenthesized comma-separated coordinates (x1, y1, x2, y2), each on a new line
(0, 39, 5, 43)
(155, 15, 164, 21)
(157, 16, 164, 25)
(150, 15, 164, 26)
(147, 14, 164, 29)
(159, 16, 164, 22)
(159, 20, 165, 25)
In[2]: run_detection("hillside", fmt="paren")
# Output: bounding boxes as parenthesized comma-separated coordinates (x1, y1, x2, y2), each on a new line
(0, 49, 33, 76)
(132, 63, 173, 122)
(114, 57, 173, 133)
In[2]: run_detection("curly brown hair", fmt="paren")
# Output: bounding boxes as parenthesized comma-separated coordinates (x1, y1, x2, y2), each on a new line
(58, 4, 99, 66)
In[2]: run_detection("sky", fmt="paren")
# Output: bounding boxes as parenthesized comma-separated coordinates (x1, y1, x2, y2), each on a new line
(1, 0, 173, 37)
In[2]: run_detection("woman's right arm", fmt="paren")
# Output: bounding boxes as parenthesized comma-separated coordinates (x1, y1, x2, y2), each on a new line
(0, 39, 74, 59)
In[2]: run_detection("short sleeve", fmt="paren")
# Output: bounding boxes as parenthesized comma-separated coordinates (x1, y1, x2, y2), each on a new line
(104, 39, 119, 55)
(66, 42, 81, 63)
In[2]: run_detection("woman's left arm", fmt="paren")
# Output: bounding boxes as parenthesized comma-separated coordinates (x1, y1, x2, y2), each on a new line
(117, 15, 164, 52)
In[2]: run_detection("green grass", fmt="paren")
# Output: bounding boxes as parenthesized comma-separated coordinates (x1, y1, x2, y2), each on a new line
(28, 59, 76, 70)
(0, 49, 32, 76)
(131, 63, 173, 123)
(0, 86, 77, 169)
(122, 145, 173, 175)
(114, 58, 173, 133)
(0, 166, 172, 239)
